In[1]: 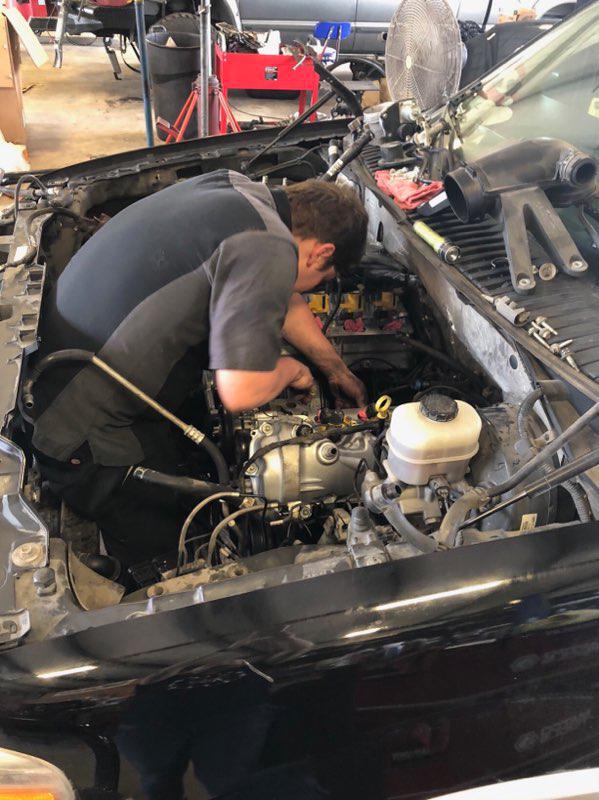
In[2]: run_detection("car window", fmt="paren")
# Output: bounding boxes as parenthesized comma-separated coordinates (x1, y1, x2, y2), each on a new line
(454, 5, 599, 160)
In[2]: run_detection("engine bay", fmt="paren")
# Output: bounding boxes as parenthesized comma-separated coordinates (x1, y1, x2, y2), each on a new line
(20, 230, 565, 612)
(0, 117, 596, 635)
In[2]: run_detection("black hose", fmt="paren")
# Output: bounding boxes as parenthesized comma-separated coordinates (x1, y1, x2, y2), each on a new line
(310, 55, 363, 117)
(23, 349, 94, 408)
(25, 206, 88, 241)
(199, 434, 229, 485)
(132, 467, 227, 496)
(516, 387, 543, 439)
(482, 0, 494, 28)
(322, 277, 342, 335)
(14, 174, 48, 217)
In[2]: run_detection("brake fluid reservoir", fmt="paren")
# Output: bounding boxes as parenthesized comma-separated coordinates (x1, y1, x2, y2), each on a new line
(386, 393, 482, 485)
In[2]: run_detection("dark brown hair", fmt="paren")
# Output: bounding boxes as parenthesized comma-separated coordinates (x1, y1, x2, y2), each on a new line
(284, 180, 368, 274)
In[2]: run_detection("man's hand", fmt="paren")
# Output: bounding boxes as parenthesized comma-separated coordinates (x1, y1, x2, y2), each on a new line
(216, 357, 314, 412)
(282, 294, 368, 408)
(283, 357, 315, 392)
(327, 368, 368, 408)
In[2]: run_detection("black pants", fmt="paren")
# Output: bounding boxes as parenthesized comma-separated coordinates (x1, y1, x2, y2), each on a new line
(36, 426, 188, 566)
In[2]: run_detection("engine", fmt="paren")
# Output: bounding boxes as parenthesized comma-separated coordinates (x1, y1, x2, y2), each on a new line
(245, 408, 375, 505)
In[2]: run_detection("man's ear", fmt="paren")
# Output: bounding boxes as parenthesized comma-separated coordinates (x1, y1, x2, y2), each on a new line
(309, 242, 335, 270)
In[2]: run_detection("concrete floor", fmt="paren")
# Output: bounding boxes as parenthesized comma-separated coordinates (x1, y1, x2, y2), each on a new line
(20, 37, 302, 170)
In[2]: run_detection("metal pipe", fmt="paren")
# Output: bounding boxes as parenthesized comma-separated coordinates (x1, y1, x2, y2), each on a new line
(134, 0, 154, 147)
(90, 355, 204, 443)
(198, 0, 212, 137)
(23, 349, 205, 446)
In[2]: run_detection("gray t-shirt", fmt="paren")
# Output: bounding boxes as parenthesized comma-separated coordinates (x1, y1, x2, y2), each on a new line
(33, 170, 297, 466)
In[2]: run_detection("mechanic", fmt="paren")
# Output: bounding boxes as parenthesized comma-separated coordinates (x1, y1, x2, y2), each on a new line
(30, 170, 369, 566)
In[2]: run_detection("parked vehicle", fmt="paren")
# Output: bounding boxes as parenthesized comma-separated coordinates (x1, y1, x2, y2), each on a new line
(48, 0, 578, 71)
(238, 0, 577, 52)
(0, 5, 598, 798)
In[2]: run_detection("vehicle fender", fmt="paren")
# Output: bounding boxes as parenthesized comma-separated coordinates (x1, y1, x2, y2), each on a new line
(212, 0, 240, 28)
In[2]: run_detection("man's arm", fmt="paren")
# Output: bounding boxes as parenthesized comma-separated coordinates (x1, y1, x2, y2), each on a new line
(282, 293, 367, 407)
(216, 357, 313, 413)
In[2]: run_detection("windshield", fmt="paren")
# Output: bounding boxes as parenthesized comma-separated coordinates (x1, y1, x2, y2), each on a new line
(454, 4, 599, 162)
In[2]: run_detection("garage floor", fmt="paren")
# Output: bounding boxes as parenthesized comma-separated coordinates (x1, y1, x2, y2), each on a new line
(21, 38, 301, 170)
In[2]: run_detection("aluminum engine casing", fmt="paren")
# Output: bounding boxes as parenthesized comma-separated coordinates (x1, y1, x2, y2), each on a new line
(248, 412, 375, 505)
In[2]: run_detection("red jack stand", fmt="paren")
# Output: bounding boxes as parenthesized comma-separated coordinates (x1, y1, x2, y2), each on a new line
(156, 75, 241, 143)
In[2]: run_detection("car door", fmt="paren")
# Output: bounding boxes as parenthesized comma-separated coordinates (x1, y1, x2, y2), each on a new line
(354, 0, 396, 54)
(239, 0, 358, 49)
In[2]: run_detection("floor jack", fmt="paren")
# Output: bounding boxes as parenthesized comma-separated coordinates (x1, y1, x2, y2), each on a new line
(156, 75, 241, 143)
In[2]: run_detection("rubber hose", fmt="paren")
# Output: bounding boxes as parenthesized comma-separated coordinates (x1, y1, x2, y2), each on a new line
(562, 478, 592, 522)
(437, 487, 489, 548)
(132, 467, 228, 497)
(383, 502, 437, 553)
(199, 435, 229, 486)
(516, 387, 544, 439)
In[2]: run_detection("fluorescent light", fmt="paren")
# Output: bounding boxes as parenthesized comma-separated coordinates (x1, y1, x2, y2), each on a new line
(374, 580, 507, 613)
(37, 664, 98, 680)
(343, 626, 384, 639)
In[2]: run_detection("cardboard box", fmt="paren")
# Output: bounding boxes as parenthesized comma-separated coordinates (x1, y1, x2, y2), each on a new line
(0, 11, 25, 145)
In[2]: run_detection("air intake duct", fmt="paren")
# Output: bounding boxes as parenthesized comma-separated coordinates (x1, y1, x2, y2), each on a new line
(444, 138, 597, 294)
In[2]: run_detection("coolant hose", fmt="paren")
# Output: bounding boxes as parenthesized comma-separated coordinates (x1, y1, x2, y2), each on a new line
(383, 503, 437, 554)
(437, 487, 489, 549)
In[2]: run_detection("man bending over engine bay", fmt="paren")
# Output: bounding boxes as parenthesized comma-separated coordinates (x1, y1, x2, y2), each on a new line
(30, 171, 368, 566)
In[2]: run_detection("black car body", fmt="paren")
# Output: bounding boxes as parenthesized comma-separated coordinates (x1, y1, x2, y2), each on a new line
(0, 6, 599, 798)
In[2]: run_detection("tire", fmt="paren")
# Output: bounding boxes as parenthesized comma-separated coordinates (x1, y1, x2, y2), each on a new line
(156, 11, 201, 35)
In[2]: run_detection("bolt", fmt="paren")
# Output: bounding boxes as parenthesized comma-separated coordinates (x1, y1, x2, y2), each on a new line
(260, 422, 274, 436)
(538, 262, 557, 281)
(245, 463, 259, 477)
(11, 541, 44, 568)
(529, 330, 551, 349)
(299, 505, 312, 520)
(518, 277, 532, 288)
(317, 441, 339, 464)
(570, 259, 587, 272)
(33, 567, 56, 596)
